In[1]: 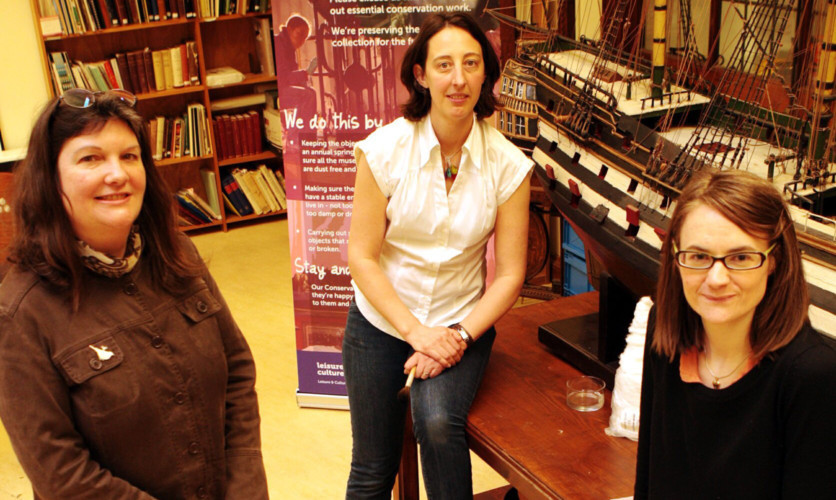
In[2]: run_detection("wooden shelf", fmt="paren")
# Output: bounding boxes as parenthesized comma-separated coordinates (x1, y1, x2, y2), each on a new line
(155, 155, 214, 167)
(199, 12, 272, 24)
(42, 18, 191, 42)
(225, 210, 287, 226)
(32, 1, 284, 233)
(207, 73, 277, 91)
(179, 219, 223, 232)
(218, 150, 279, 167)
(136, 85, 206, 101)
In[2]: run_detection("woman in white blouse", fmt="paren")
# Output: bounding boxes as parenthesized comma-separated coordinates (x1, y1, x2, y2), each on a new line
(343, 12, 533, 499)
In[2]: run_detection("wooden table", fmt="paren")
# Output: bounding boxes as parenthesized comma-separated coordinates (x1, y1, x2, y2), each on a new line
(395, 292, 638, 500)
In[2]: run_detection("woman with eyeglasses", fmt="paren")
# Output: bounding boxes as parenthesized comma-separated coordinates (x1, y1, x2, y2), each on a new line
(633, 169, 836, 499)
(0, 89, 268, 499)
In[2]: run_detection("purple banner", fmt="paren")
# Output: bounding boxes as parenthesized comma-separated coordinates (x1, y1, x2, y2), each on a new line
(273, 0, 500, 401)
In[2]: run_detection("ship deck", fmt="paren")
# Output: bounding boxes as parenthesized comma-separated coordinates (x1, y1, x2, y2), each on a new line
(543, 50, 711, 117)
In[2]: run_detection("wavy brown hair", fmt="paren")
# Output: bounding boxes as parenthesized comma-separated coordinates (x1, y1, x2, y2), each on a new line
(9, 92, 202, 304)
(653, 169, 808, 360)
(400, 12, 501, 121)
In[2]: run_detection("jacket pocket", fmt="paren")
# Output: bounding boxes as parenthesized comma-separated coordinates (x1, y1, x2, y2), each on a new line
(176, 287, 224, 358)
(57, 336, 140, 416)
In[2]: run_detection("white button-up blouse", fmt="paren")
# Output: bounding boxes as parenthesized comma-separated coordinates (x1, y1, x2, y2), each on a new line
(352, 114, 533, 339)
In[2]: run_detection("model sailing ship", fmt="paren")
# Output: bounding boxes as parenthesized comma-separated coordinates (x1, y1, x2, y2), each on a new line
(494, 0, 836, 338)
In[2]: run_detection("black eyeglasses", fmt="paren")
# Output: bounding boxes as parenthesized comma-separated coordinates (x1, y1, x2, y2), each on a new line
(59, 88, 137, 108)
(673, 242, 776, 271)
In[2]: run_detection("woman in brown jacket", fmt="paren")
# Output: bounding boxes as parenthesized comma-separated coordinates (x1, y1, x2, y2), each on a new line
(0, 89, 268, 499)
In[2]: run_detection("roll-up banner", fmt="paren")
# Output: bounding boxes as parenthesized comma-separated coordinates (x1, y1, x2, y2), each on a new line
(273, 0, 502, 408)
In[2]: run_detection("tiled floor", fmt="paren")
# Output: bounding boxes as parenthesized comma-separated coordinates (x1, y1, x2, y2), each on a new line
(0, 219, 507, 498)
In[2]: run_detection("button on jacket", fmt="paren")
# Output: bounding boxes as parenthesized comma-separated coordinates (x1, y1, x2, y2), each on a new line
(352, 114, 534, 338)
(0, 238, 267, 499)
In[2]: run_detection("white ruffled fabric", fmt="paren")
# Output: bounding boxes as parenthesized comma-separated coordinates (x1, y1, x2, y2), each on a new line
(605, 296, 653, 441)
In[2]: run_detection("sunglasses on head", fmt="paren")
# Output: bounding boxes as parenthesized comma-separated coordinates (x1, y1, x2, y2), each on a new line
(59, 88, 137, 108)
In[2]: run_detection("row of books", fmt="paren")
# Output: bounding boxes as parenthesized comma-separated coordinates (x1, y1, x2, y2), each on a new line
(48, 0, 271, 35)
(51, 0, 166, 35)
(49, 43, 199, 97)
(222, 165, 287, 217)
(197, 0, 270, 18)
(148, 103, 212, 161)
(175, 186, 220, 226)
(213, 111, 263, 161)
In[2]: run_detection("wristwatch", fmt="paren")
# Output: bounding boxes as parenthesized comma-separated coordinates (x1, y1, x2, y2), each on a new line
(450, 323, 473, 345)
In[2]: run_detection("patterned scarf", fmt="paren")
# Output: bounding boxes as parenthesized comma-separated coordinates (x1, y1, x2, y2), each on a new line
(78, 226, 142, 278)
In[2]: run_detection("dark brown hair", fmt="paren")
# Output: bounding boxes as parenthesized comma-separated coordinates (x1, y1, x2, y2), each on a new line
(9, 93, 202, 303)
(653, 169, 808, 360)
(400, 12, 501, 121)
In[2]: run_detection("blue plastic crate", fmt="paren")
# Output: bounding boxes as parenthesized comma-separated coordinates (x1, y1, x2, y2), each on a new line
(563, 251, 594, 296)
(562, 219, 585, 257)
(561, 220, 594, 296)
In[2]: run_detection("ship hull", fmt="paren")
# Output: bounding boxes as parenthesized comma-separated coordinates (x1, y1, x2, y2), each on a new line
(533, 117, 836, 337)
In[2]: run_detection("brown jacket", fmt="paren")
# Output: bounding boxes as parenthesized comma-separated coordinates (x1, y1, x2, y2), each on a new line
(0, 240, 268, 499)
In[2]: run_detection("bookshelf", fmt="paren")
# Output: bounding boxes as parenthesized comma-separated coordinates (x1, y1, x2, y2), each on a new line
(30, 1, 285, 232)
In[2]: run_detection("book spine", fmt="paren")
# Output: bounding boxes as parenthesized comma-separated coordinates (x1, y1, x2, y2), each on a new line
(128, 50, 147, 93)
(126, 51, 142, 93)
(151, 50, 165, 91)
(172, 118, 183, 158)
(231, 115, 243, 157)
(142, 48, 155, 93)
(109, 57, 125, 89)
(200, 169, 222, 217)
(176, 194, 212, 223)
(102, 0, 118, 25)
(252, 169, 279, 211)
(249, 110, 261, 154)
(127, 0, 140, 23)
(213, 119, 225, 160)
(179, 44, 189, 86)
(86, 64, 109, 91)
(112, 0, 129, 25)
(148, 0, 160, 21)
(222, 174, 253, 215)
(153, 116, 164, 160)
(101, 60, 119, 88)
(232, 169, 261, 214)
(186, 41, 200, 85)
(161, 49, 173, 90)
(170, 47, 184, 88)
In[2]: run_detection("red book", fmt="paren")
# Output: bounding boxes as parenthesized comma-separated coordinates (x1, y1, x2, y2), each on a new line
(102, 60, 119, 88)
(142, 48, 155, 93)
(179, 44, 189, 85)
(114, 52, 133, 92)
(127, 0, 141, 23)
(231, 115, 244, 157)
(213, 119, 225, 160)
(247, 111, 261, 154)
(127, 50, 146, 94)
(221, 115, 234, 159)
(113, 0, 129, 24)
(95, 0, 114, 27)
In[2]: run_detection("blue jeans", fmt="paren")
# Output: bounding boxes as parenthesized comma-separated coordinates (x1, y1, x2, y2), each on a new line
(343, 302, 496, 499)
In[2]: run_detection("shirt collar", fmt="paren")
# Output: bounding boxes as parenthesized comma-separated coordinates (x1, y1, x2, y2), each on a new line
(416, 114, 483, 171)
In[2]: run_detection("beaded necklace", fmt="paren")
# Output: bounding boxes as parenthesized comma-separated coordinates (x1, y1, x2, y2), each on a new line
(443, 149, 461, 179)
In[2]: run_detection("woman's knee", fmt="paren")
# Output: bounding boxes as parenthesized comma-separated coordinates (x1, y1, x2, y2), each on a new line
(412, 408, 463, 446)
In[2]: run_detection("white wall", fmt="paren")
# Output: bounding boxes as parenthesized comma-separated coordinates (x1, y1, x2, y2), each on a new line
(0, 0, 50, 150)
